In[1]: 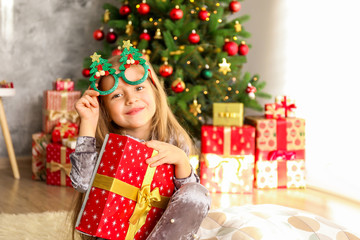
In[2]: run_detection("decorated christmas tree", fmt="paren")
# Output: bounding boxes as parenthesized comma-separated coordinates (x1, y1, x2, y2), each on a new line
(78, 0, 271, 139)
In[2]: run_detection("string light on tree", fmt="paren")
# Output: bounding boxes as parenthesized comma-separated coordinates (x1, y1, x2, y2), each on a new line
(170, 5, 183, 20)
(189, 99, 202, 116)
(188, 30, 200, 44)
(246, 83, 257, 99)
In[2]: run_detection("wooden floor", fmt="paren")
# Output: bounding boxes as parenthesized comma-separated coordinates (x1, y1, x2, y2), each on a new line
(1, 163, 360, 232)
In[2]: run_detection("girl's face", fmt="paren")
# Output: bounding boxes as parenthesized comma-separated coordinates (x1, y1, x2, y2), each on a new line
(100, 66, 156, 139)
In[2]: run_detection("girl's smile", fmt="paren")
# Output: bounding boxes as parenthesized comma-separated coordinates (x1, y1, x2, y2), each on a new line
(126, 107, 145, 115)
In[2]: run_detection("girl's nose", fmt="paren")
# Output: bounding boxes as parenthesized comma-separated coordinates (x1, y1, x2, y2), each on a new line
(125, 94, 138, 105)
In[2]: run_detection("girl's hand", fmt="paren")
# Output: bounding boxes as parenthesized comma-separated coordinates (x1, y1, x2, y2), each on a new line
(75, 86, 100, 137)
(144, 140, 192, 179)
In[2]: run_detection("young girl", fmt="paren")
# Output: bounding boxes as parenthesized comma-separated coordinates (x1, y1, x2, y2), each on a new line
(70, 46, 210, 240)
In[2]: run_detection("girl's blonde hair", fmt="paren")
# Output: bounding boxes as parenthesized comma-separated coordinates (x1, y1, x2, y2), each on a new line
(72, 55, 194, 240)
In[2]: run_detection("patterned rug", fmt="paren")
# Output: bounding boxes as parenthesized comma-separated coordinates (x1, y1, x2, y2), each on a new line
(0, 211, 78, 240)
(1, 205, 359, 240)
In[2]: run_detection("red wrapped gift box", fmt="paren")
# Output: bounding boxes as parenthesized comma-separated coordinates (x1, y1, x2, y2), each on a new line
(201, 125, 255, 155)
(200, 154, 254, 193)
(43, 90, 81, 133)
(51, 121, 79, 143)
(46, 143, 74, 187)
(32, 132, 51, 181)
(76, 134, 175, 240)
(53, 78, 74, 91)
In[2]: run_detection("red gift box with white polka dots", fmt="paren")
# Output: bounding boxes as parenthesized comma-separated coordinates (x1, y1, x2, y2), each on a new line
(245, 116, 306, 189)
(46, 143, 74, 187)
(76, 134, 175, 240)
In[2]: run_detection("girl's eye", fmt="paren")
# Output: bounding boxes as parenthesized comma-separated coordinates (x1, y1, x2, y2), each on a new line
(112, 93, 123, 99)
(136, 86, 144, 91)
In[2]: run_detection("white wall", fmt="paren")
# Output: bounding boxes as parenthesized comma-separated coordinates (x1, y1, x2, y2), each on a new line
(241, 0, 360, 201)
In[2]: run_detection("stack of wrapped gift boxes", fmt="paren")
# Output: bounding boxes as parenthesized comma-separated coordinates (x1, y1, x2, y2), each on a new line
(200, 103, 256, 194)
(245, 96, 306, 189)
(31, 78, 81, 187)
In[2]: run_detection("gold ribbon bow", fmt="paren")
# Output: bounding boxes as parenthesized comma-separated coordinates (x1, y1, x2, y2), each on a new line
(46, 161, 72, 176)
(265, 104, 284, 119)
(128, 185, 161, 230)
(46, 146, 71, 186)
(47, 110, 79, 122)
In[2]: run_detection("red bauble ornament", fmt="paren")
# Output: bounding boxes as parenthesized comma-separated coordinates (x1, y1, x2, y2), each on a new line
(82, 68, 90, 77)
(198, 9, 209, 21)
(223, 41, 238, 56)
(159, 63, 173, 77)
(229, 1, 241, 13)
(238, 42, 249, 55)
(171, 79, 185, 93)
(112, 47, 122, 56)
(139, 29, 151, 41)
(246, 83, 257, 99)
(170, 6, 183, 20)
(93, 29, 104, 41)
(137, 3, 150, 15)
(119, 5, 131, 16)
(188, 30, 200, 44)
(106, 29, 117, 43)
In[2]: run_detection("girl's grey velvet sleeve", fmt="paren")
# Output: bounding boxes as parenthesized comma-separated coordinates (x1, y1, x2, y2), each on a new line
(69, 136, 98, 193)
(173, 167, 200, 190)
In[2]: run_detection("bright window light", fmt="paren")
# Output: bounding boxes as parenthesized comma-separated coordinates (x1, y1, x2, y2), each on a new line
(283, 1, 360, 200)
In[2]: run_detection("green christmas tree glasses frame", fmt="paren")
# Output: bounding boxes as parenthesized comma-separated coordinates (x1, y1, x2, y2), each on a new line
(89, 41, 150, 95)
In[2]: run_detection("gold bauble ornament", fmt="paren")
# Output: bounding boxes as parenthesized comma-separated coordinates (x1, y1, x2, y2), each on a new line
(189, 99, 202, 117)
(104, 9, 110, 23)
(218, 58, 231, 75)
(234, 20, 242, 32)
(125, 20, 133, 36)
(154, 28, 162, 39)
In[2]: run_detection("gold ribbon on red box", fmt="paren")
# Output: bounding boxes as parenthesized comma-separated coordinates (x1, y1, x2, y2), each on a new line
(46, 146, 71, 186)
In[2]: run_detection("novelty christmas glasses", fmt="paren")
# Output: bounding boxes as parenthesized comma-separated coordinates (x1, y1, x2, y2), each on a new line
(89, 40, 150, 95)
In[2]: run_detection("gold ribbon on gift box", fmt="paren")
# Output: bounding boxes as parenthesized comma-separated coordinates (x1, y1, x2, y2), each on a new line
(217, 112, 241, 118)
(46, 146, 71, 186)
(45, 92, 79, 123)
(92, 151, 170, 240)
